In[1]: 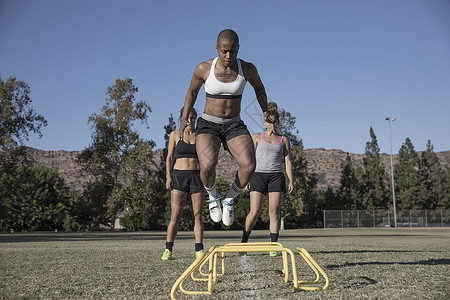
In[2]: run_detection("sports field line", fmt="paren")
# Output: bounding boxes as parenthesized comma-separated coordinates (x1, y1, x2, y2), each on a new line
(239, 255, 263, 299)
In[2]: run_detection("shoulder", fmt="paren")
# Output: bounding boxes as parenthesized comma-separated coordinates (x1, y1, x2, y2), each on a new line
(196, 59, 214, 72)
(239, 59, 259, 81)
(282, 136, 291, 148)
(252, 132, 262, 142)
(170, 130, 180, 140)
(194, 59, 214, 79)
(239, 59, 257, 73)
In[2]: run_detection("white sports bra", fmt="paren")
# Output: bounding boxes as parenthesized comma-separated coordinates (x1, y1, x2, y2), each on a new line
(204, 57, 246, 99)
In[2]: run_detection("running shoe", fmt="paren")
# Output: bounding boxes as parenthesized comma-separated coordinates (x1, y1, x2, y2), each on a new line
(222, 199, 235, 226)
(207, 193, 223, 223)
(269, 251, 278, 257)
(195, 249, 205, 259)
(161, 249, 172, 260)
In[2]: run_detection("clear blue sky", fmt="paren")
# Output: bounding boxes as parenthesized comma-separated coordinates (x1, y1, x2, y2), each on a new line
(1, 0, 449, 154)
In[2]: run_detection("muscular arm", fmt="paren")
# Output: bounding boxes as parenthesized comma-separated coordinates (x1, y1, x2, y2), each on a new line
(243, 61, 268, 114)
(179, 62, 208, 137)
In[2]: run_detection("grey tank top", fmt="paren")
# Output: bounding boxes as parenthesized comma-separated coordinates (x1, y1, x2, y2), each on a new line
(255, 132, 284, 173)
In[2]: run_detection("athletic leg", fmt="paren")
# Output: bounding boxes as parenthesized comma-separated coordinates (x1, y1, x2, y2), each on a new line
(166, 190, 188, 242)
(245, 191, 265, 232)
(162, 189, 187, 260)
(226, 134, 256, 189)
(196, 134, 221, 188)
(196, 134, 223, 223)
(191, 191, 206, 258)
(268, 191, 282, 256)
(268, 191, 282, 235)
(239, 191, 264, 256)
(190, 191, 204, 245)
(222, 134, 256, 226)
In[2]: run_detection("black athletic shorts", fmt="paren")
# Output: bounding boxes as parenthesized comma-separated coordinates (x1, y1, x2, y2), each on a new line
(196, 117, 250, 147)
(172, 169, 204, 194)
(250, 172, 286, 195)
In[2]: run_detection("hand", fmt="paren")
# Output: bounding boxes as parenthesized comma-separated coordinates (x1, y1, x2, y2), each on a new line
(178, 119, 188, 140)
(245, 183, 251, 192)
(166, 178, 173, 191)
(288, 182, 294, 194)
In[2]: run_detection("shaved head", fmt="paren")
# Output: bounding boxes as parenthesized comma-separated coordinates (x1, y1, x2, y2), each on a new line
(217, 29, 239, 46)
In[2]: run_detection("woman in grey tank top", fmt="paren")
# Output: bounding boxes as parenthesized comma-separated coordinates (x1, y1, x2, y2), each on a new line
(241, 102, 294, 256)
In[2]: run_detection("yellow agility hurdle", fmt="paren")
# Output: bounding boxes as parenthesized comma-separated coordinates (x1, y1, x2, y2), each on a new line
(170, 242, 329, 299)
(170, 246, 217, 299)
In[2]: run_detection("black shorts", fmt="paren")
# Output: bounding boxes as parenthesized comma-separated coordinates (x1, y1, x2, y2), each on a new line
(250, 172, 286, 195)
(172, 170, 204, 194)
(196, 117, 250, 147)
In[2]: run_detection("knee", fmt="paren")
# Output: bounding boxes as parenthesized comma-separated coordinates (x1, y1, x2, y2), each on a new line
(269, 208, 280, 220)
(200, 160, 216, 175)
(249, 206, 263, 218)
(171, 208, 183, 221)
(241, 160, 256, 176)
(192, 210, 202, 222)
(249, 160, 256, 174)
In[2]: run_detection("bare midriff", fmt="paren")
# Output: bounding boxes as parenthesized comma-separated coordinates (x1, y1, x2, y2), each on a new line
(173, 157, 200, 171)
(204, 97, 242, 119)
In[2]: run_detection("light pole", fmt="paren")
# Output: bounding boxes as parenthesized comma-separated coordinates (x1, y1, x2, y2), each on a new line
(385, 117, 397, 227)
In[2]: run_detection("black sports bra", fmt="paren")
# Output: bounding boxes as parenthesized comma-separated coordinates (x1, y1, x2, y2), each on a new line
(174, 139, 197, 159)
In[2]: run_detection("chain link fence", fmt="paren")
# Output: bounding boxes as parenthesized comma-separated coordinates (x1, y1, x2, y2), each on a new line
(323, 209, 450, 228)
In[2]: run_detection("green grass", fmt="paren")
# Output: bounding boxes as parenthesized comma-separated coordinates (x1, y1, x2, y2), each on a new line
(1, 229, 449, 299)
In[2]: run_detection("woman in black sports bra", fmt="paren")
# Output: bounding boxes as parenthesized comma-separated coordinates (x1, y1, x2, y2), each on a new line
(161, 107, 205, 260)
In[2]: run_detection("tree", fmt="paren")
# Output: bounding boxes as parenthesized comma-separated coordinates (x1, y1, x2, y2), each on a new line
(336, 154, 360, 209)
(323, 186, 339, 209)
(3, 164, 71, 231)
(0, 75, 47, 230)
(0, 75, 47, 153)
(78, 78, 157, 229)
(358, 127, 390, 209)
(394, 138, 421, 209)
(418, 140, 449, 209)
(278, 107, 318, 228)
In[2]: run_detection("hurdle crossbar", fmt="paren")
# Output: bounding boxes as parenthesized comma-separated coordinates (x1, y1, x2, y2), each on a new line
(170, 242, 329, 299)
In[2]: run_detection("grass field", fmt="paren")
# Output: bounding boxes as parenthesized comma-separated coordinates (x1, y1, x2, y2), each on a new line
(1, 228, 449, 299)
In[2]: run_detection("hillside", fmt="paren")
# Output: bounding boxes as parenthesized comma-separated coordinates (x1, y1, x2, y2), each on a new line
(24, 147, 450, 191)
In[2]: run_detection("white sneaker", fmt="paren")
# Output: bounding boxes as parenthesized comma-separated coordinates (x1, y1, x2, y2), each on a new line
(222, 199, 235, 226)
(208, 194, 222, 223)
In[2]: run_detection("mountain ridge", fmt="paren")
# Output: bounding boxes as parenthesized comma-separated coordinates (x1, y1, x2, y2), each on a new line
(24, 147, 449, 191)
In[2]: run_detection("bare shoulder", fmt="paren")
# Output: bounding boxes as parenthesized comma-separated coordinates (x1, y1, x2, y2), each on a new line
(198, 59, 213, 68)
(194, 59, 214, 79)
(239, 59, 257, 72)
(170, 130, 180, 140)
(239, 59, 258, 81)
(282, 136, 291, 147)
(252, 132, 262, 141)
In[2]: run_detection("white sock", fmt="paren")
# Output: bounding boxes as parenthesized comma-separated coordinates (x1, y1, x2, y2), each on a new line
(224, 181, 243, 204)
(204, 183, 218, 199)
